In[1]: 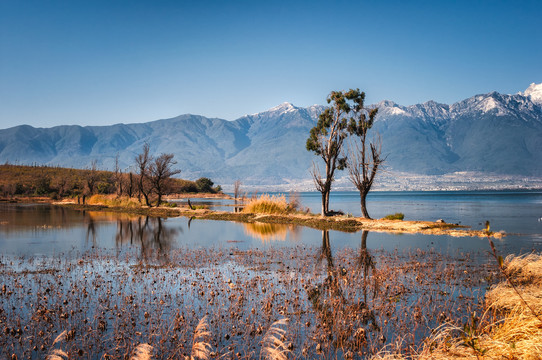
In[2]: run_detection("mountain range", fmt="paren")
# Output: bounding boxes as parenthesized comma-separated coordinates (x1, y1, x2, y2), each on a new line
(1, 83, 541, 186)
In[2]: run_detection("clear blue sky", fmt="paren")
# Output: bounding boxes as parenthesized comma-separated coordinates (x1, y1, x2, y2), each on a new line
(1, 0, 541, 128)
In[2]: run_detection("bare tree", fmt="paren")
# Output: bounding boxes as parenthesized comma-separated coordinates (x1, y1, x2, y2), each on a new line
(124, 171, 135, 198)
(233, 180, 242, 200)
(135, 144, 152, 207)
(85, 160, 99, 196)
(346, 89, 383, 219)
(149, 153, 181, 206)
(113, 154, 123, 197)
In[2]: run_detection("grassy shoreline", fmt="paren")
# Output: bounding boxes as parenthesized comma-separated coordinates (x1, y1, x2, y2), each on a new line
(47, 197, 503, 238)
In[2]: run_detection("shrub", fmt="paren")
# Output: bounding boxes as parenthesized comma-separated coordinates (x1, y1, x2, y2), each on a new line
(383, 212, 404, 220)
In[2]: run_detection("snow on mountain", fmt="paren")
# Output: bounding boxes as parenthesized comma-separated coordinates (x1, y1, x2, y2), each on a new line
(520, 82, 542, 105)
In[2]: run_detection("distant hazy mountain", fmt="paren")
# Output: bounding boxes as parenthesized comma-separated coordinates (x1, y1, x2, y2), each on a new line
(1, 83, 541, 185)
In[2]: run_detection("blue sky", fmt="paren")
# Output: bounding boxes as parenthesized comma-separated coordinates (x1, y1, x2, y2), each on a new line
(1, 0, 541, 128)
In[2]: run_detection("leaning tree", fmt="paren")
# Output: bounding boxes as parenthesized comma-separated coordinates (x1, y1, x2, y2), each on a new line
(345, 89, 383, 219)
(306, 90, 352, 216)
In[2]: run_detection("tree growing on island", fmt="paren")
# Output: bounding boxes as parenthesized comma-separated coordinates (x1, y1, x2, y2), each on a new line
(149, 153, 181, 206)
(306, 90, 352, 216)
(345, 89, 383, 219)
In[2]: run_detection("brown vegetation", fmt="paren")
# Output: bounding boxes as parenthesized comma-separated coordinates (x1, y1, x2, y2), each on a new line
(0, 164, 220, 203)
(0, 239, 500, 359)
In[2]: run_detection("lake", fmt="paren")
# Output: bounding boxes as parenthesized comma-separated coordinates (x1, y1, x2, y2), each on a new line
(2, 191, 540, 258)
(1, 190, 541, 359)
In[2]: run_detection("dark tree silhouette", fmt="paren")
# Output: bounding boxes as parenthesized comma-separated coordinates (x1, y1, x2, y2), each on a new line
(135, 144, 152, 207)
(149, 153, 181, 206)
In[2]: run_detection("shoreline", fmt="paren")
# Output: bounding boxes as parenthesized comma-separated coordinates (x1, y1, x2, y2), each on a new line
(53, 200, 502, 238)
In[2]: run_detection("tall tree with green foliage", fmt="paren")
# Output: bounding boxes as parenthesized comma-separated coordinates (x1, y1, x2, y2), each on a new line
(306, 90, 352, 216)
(345, 89, 382, 219)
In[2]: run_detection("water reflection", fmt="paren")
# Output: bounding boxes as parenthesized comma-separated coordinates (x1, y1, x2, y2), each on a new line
(358, 230, 377, 303)
(308, 230, 379, 354)
(111, 216, 182, 265)
(242, 222, 299, 242)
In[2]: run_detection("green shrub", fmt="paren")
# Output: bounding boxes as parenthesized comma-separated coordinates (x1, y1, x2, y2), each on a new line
(383, 212, 404, 220)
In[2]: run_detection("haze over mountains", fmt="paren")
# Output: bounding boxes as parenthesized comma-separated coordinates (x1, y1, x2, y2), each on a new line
(1, 84, 541, 187)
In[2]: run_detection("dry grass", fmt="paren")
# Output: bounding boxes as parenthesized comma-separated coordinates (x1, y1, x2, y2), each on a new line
(130, 343, 153, 360)
(87, 194, 142, 208)
(46, 349, 69, 360)
(371, 253, 542, 360)
(242, 194, 298, 215)
(485, 253, 542, 313)
(191, 316, 212, 360)
(260, 318, 290, 360)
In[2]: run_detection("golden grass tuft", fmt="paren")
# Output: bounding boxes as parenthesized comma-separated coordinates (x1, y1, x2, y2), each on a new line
(87, 194, 142, 208)
(260, 318, 290, 360)
(191, 316, 212, 360)
(242, 194, 297, 215)
(130, 343, 153, 360)
(485, 253, 542, 313)
(46, 349, 69, 360)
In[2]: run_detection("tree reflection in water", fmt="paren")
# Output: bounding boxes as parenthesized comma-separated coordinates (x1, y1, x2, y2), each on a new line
(308, 229, 380, 356)
(83, 211, 97, 248)
(113, 216, 181, 265)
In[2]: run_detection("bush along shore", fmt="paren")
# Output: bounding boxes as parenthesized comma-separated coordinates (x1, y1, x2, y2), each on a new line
(55, 194, 504, 238)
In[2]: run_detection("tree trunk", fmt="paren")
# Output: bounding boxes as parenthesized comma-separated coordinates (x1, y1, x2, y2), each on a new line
(325, 190, 330, 216)
(143, 191, 151, 207)
(360, 189, 371, 219)
(321, 191, 326, 216)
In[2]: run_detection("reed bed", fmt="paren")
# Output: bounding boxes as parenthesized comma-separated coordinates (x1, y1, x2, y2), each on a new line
(0, 244, 499, 359)
(87, 194, 142, 209)
(242, 194, 298, 215)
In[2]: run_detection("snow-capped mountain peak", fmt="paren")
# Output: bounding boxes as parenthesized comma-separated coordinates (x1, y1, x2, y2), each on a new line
(268, 102, 297, 113)
(520, 82, 542, 105)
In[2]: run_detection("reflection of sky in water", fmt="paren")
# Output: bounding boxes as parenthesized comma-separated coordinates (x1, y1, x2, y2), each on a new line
(1, 191, 542, 259)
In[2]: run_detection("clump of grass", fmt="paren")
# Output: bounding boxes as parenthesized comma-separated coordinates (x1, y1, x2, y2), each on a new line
(242, 194, 298, 215)
(260, 318, 290, 360)
(382, 213, 404, 220)
(87, 194, 142, 208)
(191, 316, 212, 360)
(485, 253, 542, 313)
(131, 343, 153, 360)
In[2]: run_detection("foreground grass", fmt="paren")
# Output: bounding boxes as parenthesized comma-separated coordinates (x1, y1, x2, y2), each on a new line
(372, 253, 542, 359)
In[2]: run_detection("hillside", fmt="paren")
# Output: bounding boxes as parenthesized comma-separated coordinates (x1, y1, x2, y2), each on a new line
(1, 84, 542, 185)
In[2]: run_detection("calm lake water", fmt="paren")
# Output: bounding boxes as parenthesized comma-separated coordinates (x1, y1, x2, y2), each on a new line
(1, 191, 541, 259)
